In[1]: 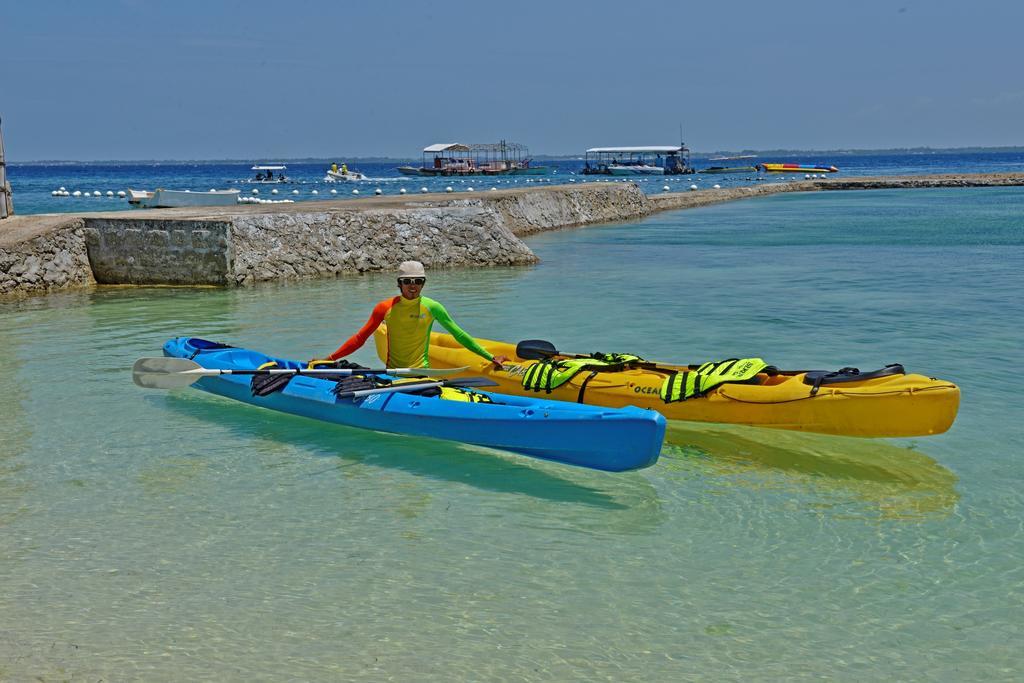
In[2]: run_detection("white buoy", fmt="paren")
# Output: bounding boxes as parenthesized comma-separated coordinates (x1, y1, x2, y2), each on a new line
(352, 189, 359, 195)
(51, 190, 59, 196)
(374, 188, 382, 195)
(490, 187, 497, 191)
(72, 190, 82, 197)
(421, 187, 428, 193)
(466, 187, 474, 192)
(399, 188, 407, 194)
(106, 190, 114, 196)
(569, 178, 576, 182)
(252, 189, 259, 195)
(713, 184, 721, 189)
(271, 188, 278, 194)
(689, 184, 698, 191)
(92, 191, 101, 196)
(330, 188, 338, 194)
(662, 185, 670, 192)
(445, 186, 453, 193)
(292, 189, 299, 195)
(117, 190, 126, 197)
(59, 186, 66, 192)
(311, 189, 318, 195)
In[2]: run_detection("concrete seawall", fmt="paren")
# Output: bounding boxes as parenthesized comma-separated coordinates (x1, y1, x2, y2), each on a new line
(2, 173, 1023, 298)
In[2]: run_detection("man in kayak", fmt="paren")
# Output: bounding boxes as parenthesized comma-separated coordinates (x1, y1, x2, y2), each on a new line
(325, 261, 507, 370)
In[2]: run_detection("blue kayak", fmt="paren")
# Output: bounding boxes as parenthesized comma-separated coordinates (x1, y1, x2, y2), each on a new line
(161, 337, 665, 471)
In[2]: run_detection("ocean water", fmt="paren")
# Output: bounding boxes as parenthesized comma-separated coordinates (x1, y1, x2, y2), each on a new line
(0, 186, 1022, 680)
(7, 150, 1024, 215)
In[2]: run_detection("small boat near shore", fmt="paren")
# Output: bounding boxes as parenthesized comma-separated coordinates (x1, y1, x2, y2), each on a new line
(324, 163, 366, 182)
(759, 162, 839, 174)
(150, 337, 666, 472)
(127, 188, 240, 209)
(699, 154, 759, 174)
(243, 164, 292, 183)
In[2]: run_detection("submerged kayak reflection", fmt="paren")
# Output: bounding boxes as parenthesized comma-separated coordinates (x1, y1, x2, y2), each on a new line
(160, 392, 653, 511)
(662, 422, 959, 520)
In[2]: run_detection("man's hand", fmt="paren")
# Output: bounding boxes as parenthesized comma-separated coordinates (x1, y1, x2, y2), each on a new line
(491, 354, 509, 370)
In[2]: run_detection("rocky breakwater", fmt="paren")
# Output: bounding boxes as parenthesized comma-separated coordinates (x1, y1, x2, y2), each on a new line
(227, 202, 537, 285)
(0, 215, 95, 297)
(0, 184, 657, 296)
(809, 172, 1024, 190)
(478, 182, 650, 236)
(645, 181, 815, 213)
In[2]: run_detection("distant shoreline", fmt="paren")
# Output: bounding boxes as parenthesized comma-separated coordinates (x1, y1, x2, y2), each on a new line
(9, 146, 1024, 166)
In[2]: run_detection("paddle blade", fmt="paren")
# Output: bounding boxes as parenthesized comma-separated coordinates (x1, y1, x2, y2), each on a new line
(132, 357, 206, 389)
(515, 339, 559, 361)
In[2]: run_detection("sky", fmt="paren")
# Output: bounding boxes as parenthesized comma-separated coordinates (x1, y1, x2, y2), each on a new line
(3, 0, 1023, 161)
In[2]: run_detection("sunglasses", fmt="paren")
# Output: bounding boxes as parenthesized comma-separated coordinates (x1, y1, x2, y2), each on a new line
(398, 277, 426, 286)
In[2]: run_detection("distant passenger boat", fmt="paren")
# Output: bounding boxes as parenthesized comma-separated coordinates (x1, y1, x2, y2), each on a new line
(582, 146, 694, 175)
(758, 163, 839, 173)
(397, 141, 548, 176)
(128, 188, 240, 209)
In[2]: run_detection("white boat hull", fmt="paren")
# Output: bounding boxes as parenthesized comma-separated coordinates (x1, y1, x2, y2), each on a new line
(607, 165, 665, 176)
(129, 189, 240, 209)
(325, 170, 366, 182)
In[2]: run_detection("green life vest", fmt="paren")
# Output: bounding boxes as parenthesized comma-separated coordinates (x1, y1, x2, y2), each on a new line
(659, 358, 769, 402)
(521, 353, 646, 394)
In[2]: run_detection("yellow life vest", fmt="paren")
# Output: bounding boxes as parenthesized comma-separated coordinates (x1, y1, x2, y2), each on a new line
(438, 386, 494, 403)
(659, 358, 769, 402)
(522, 353, 646, 393)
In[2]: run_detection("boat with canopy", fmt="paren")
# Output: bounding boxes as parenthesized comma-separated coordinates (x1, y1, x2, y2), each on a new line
(582, 145, 694, 175)
(397, 141, 547, 176)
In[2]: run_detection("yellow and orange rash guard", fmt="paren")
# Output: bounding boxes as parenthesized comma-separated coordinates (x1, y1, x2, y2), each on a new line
(328, 295, 494, 368)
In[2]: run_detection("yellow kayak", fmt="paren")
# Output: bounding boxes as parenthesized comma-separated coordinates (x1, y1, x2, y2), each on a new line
(374, 328, 959, 438)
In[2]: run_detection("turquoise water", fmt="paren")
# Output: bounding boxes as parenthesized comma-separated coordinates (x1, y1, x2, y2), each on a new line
(1, 188, 1021, 680)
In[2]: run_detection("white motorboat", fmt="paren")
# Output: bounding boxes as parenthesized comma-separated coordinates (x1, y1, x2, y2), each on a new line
(127, 188, 240, 209)
(246, 164, 291, 183)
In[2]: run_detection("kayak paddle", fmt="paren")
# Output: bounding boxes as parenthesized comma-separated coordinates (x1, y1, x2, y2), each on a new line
(334, 376, 498, 399)
(515, 339, 571, 361)
(132, 357, 470, 390)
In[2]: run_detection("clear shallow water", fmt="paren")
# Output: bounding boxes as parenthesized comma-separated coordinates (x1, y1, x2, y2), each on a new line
(8, 150, 1024, 215)
(1, 188, 1022, 680)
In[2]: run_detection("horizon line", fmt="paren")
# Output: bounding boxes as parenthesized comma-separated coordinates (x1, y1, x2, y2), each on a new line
(8, 145, 1024, 165)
